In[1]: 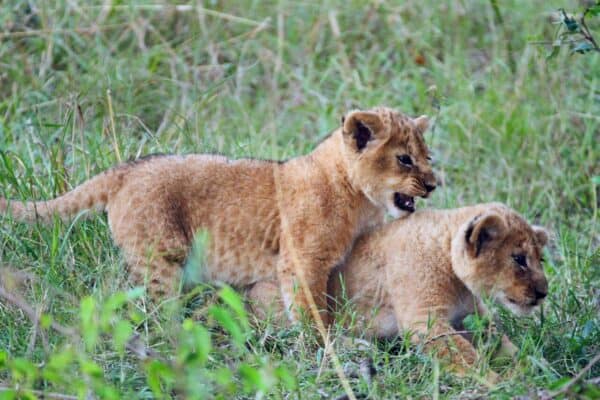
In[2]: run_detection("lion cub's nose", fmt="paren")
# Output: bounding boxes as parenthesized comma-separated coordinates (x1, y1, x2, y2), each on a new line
(424, 183, 436, 193)
(534, 279, 548, 300)
(534, 288, 547, 300)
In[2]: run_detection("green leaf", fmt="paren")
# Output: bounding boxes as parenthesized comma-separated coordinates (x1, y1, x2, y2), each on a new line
(43, 348, 75, 382)
(129, 309, 145, 325)
(146, 360, 175, 397)
(22, 393, 37, 400)
(592, 176, 600, 185)
(10, 358, 37, 384)
(95, 385, 121, 400)
(275, 365, 298, 390)
(101, 292, 128, 328)
(178, 319, 211, 366)
(0, 351, 7, 369)
(218, 285, 250, 331)
(582, 383, 600, 398)
(588, 5, 600, 16)
(80, 296, 98, 350)
(214, 367, 235, 390)
(0, 390, 16, 400)
(112, 320, 133, 354)
(80, 359, 103, 379)
(209, 306, 246, 350)
(239, 363, 264, 393)
(105, 292, 128, 309)
(39, 313, 53, 329)
(549, 376, 571, 390)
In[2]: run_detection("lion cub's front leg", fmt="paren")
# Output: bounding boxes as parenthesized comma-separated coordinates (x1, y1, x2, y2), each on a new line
(409, 316, 500, 383)
(276, 213, 357, 327)
(412, 320, 480, 374)
(277, 243, 332, 327)
(475, 300, 518, 359)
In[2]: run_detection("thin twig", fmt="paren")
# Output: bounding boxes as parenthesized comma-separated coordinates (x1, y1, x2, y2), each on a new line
(0, 281, 76, 337)
(105, 89, 121, 163)
(549, 352, 600, 398)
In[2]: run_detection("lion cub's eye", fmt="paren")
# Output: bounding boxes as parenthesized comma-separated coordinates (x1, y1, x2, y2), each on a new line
(512, 254, 528, 269)
(397, 154, 413, 166)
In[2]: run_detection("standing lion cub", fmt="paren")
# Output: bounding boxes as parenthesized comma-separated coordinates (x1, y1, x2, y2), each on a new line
(0, 107, 436, 326)
(249, 203, 549, 374)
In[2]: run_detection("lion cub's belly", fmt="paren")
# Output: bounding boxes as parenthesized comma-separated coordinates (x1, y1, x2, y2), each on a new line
(198, 208, 281, 286)
(203, 243, 279, 285)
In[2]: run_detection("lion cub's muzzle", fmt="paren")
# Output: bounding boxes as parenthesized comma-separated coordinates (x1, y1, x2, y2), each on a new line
(392, 175, 437, 213)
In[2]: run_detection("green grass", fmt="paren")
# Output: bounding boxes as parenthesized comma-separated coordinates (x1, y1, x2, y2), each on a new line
(0, 0, 599, 398)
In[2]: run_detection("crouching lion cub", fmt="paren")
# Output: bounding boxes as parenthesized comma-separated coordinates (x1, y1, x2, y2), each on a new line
(0, 107, 436, 326)
(249, 203, 549, 375)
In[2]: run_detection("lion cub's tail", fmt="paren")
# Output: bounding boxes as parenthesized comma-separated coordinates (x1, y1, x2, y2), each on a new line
(0, 167, 127, 224)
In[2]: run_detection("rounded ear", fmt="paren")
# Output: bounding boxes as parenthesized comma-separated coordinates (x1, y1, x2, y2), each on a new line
(342, 110, 386, 151)
(465, 212, 507, 257)
(413, 115, 430, 134)
(532, 225, 549, 247)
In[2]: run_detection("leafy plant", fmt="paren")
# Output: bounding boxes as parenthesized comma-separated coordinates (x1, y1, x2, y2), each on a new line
(547, 2, 600, 57)
(0, 284, 297, 399)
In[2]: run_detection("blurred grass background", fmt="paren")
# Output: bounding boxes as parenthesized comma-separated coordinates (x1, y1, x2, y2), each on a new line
(0, 0, 598, 398)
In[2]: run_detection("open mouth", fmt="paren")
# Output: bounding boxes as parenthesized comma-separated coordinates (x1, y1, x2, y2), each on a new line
(393, 192, 415, 213)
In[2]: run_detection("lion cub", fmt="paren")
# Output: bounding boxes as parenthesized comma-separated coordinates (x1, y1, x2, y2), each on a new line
(249, 203, 549, 373)
(1, 107, 436, 326)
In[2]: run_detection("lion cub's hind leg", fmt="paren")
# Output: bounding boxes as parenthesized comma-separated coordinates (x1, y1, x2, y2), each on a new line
(247, 280, 287, 323)
(107, 189, 191, 299)
(125, 253, 183, 298)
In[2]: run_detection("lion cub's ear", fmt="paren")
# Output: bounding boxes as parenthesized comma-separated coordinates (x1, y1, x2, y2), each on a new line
(342, 110, 386, 152)
(465, 212, 507, 257)
(532, 225, 550, 247)
(413, 115, 430, 134)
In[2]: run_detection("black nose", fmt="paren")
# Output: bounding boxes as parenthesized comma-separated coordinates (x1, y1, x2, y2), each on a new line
(534, 288, 547, 300)
(424, 183, 436, 193)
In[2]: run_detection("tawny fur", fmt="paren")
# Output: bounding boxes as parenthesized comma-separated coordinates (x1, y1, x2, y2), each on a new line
(0, 106, 436, 325)
(248, 203, 549, 375)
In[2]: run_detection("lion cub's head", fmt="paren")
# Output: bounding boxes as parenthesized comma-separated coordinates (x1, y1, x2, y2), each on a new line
(340, 107, 436, 218)
(452, 204, 550, 316)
